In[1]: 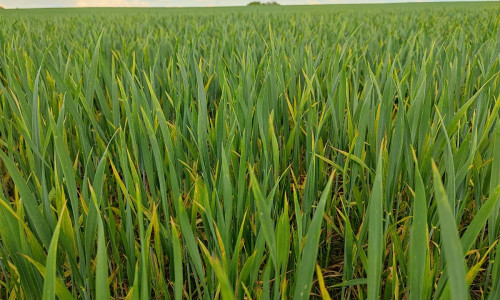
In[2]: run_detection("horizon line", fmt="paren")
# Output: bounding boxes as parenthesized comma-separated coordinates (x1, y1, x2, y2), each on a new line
(1, 0, 497, 10)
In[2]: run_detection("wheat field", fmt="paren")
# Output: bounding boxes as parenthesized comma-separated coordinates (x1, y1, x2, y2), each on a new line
(0, 3, 500, 299)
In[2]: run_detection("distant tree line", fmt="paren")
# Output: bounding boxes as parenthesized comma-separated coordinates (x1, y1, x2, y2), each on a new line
(247, 1, 280, 6)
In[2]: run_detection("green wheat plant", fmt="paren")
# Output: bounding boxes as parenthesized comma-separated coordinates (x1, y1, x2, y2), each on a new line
(0, 2, 499, 299)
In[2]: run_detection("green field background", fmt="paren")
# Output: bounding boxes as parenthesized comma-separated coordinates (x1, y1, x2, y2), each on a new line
(0, 2, 500, 299)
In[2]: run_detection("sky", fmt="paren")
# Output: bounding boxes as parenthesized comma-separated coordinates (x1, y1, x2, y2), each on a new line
(0, 0, 491, 9)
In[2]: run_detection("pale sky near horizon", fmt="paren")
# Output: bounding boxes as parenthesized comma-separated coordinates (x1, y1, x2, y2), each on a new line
(0, 0, 493, 9)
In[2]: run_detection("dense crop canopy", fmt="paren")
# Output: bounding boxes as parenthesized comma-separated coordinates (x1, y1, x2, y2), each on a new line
(0, 3, 499, 299)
